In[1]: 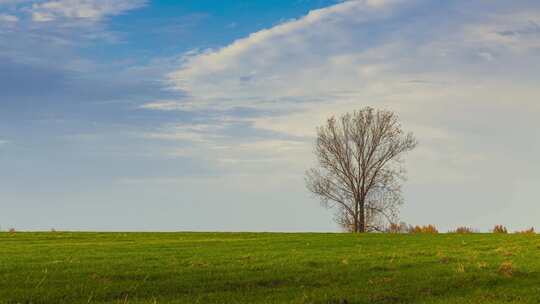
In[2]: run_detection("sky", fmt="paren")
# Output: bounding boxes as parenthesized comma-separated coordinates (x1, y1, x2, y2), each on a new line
(1, 0, 540, 232)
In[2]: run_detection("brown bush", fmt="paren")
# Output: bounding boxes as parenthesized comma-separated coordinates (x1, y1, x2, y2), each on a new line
(424, 225, 439, 234)
(386, 222, 409, 233)
(409, 224, 438, 234)
(515, 227, 535, 234)
(8, 228, 16, 234)
(450, 227, 475, 234)
(409, 225, 421, 233)
(492, 225, 508, 234)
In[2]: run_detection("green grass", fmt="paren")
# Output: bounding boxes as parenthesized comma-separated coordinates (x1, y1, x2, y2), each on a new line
(1, 232, 540, 303)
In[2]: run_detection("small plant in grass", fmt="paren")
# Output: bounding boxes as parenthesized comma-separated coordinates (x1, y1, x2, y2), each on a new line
(498, 261, 513, 277)
(8, 228, 15, 234)
(450, 227, 474, 234)
(455, 263, 466, 273)
(492, 225, 508, 234)
(437, 252, 450, 264)
(439, 256, 450, 264)
(477, 261, 488, 269)
(515, 227, 535, 234)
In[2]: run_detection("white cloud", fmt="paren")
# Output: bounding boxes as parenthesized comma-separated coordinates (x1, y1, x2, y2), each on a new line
(140, 118, 312, 176)
(459, 15, 540, 60)
(30, 0, 146, 22)
(161, 0, 540, 149)
(139, 100, 196, 111)
(167, 0, 411, 109)
(0, 0, 30, 5)
(143, 124, 226, 143)
(140, 0, 540, 229)
(0, 14, 19, 23)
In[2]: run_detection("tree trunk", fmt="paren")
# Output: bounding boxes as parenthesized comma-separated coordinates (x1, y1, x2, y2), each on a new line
(358, 202, 366, 233)
(353, 200, 360, 233)
(353, 212, 359, 233)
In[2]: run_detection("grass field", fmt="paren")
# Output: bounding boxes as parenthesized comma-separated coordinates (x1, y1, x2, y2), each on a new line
(1, 232, 540, 303)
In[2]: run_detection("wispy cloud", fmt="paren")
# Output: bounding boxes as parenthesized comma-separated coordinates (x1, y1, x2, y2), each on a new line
(165, 0, 410, 110)
(29, 0, 146, 22)
(143, 122, 229, 143)
(0, 0, 149, 70)
(0, 13, 18, 23)
(139, 100, 194, 111)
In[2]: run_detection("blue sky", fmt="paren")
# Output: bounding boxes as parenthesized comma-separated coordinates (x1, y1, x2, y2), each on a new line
(1, 0, 540, 232)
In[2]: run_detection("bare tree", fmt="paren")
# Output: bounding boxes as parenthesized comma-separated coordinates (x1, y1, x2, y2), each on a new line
(305, 107, 417, 233)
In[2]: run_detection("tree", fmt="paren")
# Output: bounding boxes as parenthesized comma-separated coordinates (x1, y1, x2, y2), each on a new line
(305, 107, 417, 233)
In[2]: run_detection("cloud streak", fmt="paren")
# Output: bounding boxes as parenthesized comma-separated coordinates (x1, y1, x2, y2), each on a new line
(0, 13, 18, 22)
(166, 0, 412, 109)
(30, 0, 146, 22)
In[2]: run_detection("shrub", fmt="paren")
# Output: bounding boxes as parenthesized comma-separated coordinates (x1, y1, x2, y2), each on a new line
(409, 225, 438, 234)
(8, 228, 15, 234)
(409, 225, 421, 233)
(516, 227, 535, 234)
(492, 225, 508, 234)
(423, 225, 439, 234)
(450, 227, 475, 234)
(386, 222, 409, 233)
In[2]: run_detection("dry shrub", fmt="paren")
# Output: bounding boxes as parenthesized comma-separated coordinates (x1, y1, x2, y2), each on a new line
(516, 227, 535, 234)
(423, 225, 439, 233)
(492, 225, 508, 234)
(498, 261, 513, 277)
(386, 222, 409, 233)
(450, 227, 474, 234)
(409, 225, 438, 234)
(387, 223, 400, 233)
(8, 228, 16, 234)
(409, 225, 421, 233)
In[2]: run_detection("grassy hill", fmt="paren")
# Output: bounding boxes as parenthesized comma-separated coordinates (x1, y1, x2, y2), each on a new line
(1, 232, 540, 303)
